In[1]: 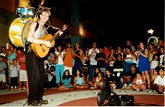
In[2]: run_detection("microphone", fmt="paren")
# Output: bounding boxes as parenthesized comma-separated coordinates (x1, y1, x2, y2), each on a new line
(46, 24, 59, 30)
(50, 25, 59, 29)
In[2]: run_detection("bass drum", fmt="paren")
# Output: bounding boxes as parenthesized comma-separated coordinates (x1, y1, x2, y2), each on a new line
(9, 17, 33, 47)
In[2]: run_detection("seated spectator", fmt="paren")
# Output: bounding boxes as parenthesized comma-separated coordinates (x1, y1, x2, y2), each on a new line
(88, 67, 101, 86)
(150, 54, 159, 82)
(44, 66, 57, 88)
(58, 70, 72, 90)
(121, 64, 138, 90)
(123, 46, 137, 74)
(90, 72, 104, 89)
(113, 53, 124, 69)
(151, 67, 165, 94)
(113, 53, 124, 88)
(151, 67, 159, 84)
(73, 69, 86, 89)
(105, 69, 116, 90)
(131, 72, 146, 91)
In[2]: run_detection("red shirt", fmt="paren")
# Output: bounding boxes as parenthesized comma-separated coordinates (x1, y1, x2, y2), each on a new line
(17, 54, 26, 70)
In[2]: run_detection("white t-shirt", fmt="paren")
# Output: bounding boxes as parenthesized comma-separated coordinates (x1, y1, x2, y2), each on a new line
(48, 71, 55, 82)
(159, 55, 164, 66)
(154, 75, 165, 86)
(150, 60, 158, 69)
(88, 48, 99, 65)
(55, 51, 65, 65)
(9, 64, 20, 77)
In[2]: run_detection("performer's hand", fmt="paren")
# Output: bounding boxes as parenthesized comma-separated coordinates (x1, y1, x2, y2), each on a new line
(45, 41, 51, 47)
(62, 24, 68, 32)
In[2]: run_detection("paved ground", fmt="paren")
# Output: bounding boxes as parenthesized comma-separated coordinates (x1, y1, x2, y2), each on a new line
(0, 88, 164, 106)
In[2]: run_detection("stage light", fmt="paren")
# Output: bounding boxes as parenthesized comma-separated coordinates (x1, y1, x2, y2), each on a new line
(147, 29, 154, 35)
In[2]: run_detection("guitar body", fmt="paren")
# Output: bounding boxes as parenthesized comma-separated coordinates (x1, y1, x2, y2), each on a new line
(31, 34, 55, 58)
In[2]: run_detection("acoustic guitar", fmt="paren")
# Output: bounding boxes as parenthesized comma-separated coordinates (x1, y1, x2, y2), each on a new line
(31, 24, 67, 58)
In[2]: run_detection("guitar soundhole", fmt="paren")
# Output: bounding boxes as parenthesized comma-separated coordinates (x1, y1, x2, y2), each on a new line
(40, 44, 45, 52)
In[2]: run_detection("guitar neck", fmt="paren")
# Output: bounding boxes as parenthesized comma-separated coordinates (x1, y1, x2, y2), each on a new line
(48, 30, 61, 42)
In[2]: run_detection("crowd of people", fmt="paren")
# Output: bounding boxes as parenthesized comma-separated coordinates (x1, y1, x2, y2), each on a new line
(0, 37, 164, 95)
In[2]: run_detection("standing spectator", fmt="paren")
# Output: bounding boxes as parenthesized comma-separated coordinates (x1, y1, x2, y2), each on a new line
(124, 40, 136, 53)
(95, 47, 106, 75)
(107, 48, 116, 72)
(103, 46, 111, 69)
(88, 42, 99, 82)
(0, 46, 8, 62)
(84, 47, 90, 65)
(17, 49, 27, 90)
(0, 55, 7, 89)
(148, 43, 157, 62)
(9, 59, 20, 90)
(63, 42, 74, 76)
(72, 42, 84, 75)
(55, 45, 65, 86)
(7, 45, 16, 67)
(158, 46, 164, 67)
(137, 42, 151, 89)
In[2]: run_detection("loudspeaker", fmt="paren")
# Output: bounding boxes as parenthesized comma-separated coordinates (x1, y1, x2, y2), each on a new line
(108, 95, 134, 106)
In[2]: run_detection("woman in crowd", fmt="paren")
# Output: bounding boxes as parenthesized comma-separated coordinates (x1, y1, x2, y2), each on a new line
(58, 70, 72, 90)
(137, 42, 151, 89)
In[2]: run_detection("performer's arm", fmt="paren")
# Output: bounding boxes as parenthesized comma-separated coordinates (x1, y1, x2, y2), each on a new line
(27, 22, 51, 47)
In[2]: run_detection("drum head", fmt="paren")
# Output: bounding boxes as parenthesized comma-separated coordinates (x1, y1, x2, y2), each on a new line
(9, 17, 33, 47)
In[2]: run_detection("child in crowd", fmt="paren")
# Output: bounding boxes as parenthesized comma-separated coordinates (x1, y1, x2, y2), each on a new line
(73, 69, 86, 89)
(9, 59, 20, 90)
(151, 67, 165, 94)
(58, 70, 72, 90)
(105, 69, 116, 90)
(131, 72, 146, 91)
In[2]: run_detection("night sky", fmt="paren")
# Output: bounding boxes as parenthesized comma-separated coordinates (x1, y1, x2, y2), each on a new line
(104, 0, 164, 47)
(32, 0, 164, 48)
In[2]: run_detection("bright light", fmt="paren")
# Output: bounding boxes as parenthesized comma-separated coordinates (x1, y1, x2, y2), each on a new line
(147, 29, 154, 35)
(79, 23, 84, 36)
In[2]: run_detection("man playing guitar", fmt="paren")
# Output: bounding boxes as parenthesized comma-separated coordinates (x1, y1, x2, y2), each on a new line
(26, 7, 67, 106)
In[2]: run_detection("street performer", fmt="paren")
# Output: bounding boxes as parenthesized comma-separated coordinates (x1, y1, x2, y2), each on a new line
(26, 7, 66, 106)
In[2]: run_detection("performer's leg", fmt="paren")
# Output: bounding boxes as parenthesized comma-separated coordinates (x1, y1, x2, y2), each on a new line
(26, 52, 40, 102)
(36, 57, 45, 100)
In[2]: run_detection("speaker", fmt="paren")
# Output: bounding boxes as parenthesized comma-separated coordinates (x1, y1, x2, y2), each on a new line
(108, 95, 134, 106)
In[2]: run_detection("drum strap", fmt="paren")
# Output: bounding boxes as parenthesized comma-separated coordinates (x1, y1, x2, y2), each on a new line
(35, 21, 39, 31)
(25, 21, 39, 53)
